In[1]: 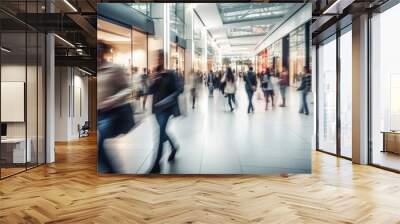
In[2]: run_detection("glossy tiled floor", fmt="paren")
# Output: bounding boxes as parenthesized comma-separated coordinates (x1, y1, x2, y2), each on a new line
(105, 80, 314, 174)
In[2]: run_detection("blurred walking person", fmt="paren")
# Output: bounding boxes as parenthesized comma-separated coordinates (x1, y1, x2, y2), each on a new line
(279, 67, 289, 107)
(297, 67, 312, 115)
(207, 70, 215, 97)
(219, 70, 226, 94)
(140, 68, 150, 111)
(222, 67, 237, 112)
(148, 50, 184, 173)
(244, 66, 257, 113)
(261, 68, 275, 110)
(97, 42, 135, 173)
(190, 69, 201, 109)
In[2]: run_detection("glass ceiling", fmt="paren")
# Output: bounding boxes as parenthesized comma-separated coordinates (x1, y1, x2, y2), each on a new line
(217, 3, 295, 23)
(127, 3, 151, 16)
(227, 24, 273, 38)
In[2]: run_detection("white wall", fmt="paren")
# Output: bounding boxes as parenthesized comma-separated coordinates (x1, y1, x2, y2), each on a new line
(55, 66, 69, 141)
(55, 67, 89, 141)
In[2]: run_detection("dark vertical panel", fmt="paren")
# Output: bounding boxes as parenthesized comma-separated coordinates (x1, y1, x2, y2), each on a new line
(367, 12, 373, 165)
(44, 0, 48, 164)
(72, 68, 74, 118)
(305, 21, 311, 71)
(336, 28, 341, 157)
(316, 44, 319, 150)
(25, 0, 28, 171)
(146, 34, 149, 71)
(282, 34, 290, 72)
(37, 0, 39, 167)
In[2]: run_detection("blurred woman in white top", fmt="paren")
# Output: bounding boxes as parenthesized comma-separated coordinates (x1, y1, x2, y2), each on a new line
(222, 67, 237, 112)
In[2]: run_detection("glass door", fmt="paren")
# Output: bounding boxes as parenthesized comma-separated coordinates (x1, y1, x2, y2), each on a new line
(370, 2, 400, 171)
(317, 35, 337, 154)
(1, 30, 28, 178)
(339, 26, 352, 158)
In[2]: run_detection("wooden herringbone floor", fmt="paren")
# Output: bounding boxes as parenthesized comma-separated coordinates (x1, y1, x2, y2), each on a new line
(1, 135, 400, 224)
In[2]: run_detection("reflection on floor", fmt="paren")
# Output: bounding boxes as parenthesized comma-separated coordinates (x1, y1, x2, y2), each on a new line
(0, 167, 25, 178)
(0, 163, 44, 178)
(373, 151, 400, 171)
(105, 82, 314, 174)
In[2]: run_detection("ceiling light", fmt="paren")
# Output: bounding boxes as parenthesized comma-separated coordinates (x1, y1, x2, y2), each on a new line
(322, 0, 354, 15)
(78, 68, 93, 76)
(1, 47, 11, 53)
(54, 34, 75, 48)
(63, 0, 78, 12)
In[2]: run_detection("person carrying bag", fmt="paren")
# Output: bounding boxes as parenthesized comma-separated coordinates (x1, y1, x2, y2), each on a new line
(244, 67, 257, 113)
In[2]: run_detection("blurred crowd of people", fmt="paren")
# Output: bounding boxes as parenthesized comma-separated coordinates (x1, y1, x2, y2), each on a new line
(97, 41, 312, 174)
(189, 65, 311, 115)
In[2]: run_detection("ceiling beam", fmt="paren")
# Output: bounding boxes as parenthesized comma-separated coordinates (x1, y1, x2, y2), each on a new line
(67, 14, 96, 39)
(208, 18, 281, 33)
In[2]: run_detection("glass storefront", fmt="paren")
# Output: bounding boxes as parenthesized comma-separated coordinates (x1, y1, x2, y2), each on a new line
(317, 35, 337, 155)
(97, 18, 149, 110)
(169, 3, 185, 75)
(169, 42, 185, 74)
(132, 30, 148, 77)
(315, 25, 352, 159)
(370, 3, 400, 171)
(256, 24, 308, 85)
(289, 25, 306, 87)
(170, 3, 185, 38)
(268, 39, 283, 73)
(97, 19, 133, 75)
(256, 39, 282, 74)
(256, 49, 268, 74)
(0, 3, 46, 179)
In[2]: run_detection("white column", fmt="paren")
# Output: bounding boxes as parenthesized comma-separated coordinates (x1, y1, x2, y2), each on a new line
(203, 26, 207, 73)
(352, 14, 369, 164)
(312, 45, 317, 150)
(151, 3, 169, 69)
(164, 3, 170, 69)
(184, 4, 194, 77)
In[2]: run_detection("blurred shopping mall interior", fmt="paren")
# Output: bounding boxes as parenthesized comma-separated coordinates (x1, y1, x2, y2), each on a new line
(0, 0, 399, 223)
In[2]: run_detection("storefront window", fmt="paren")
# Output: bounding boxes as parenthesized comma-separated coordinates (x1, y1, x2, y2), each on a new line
(257, 50, 268, 74)
(97, 18, 149, 111)
(289, 25, 306, 87)
(371, 3, 400, 171)
(170, 3, 185, 38)
(97, 19, 132, 76)
(267, 39, 282, 73)
(318, 36, 337, 154)
(169, 42, 185, 74)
